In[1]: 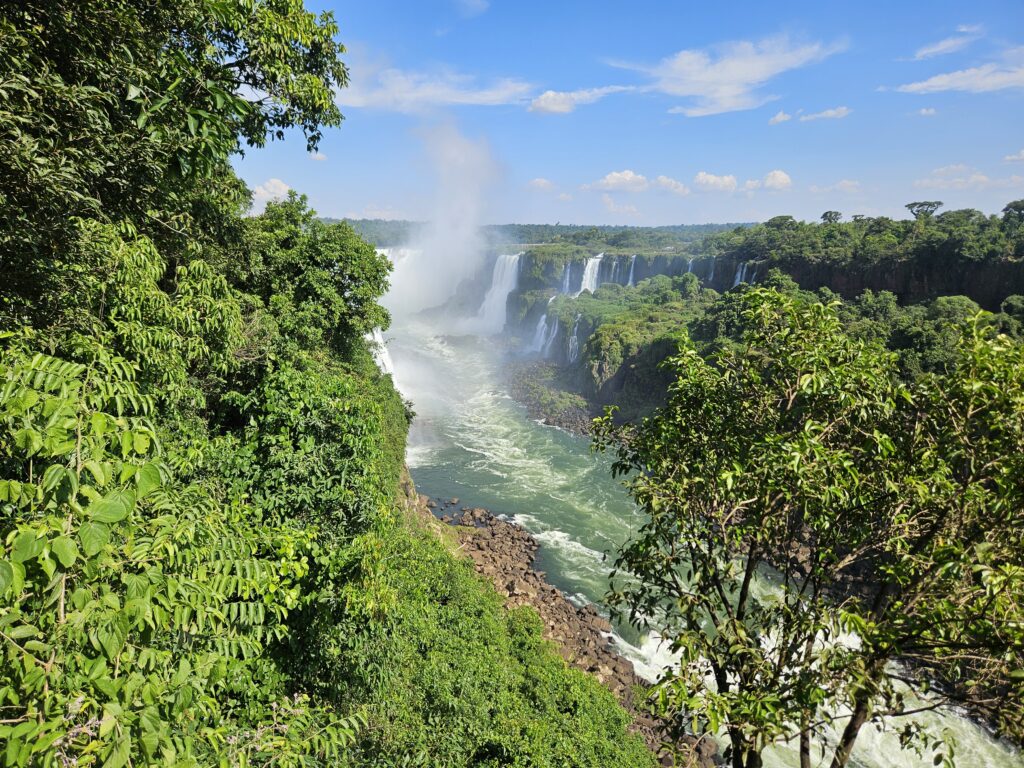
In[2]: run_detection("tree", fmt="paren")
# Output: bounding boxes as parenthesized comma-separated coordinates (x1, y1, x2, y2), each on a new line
(595, 289, 1024, 768)
(906, 201, 943, 219)
(821, 211, 842, 225)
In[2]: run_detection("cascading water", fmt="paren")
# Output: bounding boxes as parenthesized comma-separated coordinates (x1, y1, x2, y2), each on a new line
(475, 252, 523, 334)
(575, 253, 604, 296)
(567, 314, 582, 363)
(627, 255, 637, 286)
(367, 328, 395, 375)
(732, 261, 748, 288)
(560, 262, 573, 294)
(708, 256, 716, 283)
(687, 258, 694, 274)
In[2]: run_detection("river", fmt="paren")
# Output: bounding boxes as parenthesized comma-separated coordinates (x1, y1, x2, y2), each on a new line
(380, 306, 1020, 768)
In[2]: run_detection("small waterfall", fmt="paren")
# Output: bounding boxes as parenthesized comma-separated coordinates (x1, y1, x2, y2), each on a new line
(560, 263, 573, 294)
(476, 252, 523, 334)
(687, 258, 694, 274)
(627, 255, 637, 287)
(368, 328, 395, 375)
(732, 261, 751, 288)
(708, 257, 716, 284)
(576, 253, 604, 296)
(541, 316, 560, 357)
(567, 314, 583, 364)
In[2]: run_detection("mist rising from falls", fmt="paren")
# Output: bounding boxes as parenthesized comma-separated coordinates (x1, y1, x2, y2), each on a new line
(382, 124, 497, 322)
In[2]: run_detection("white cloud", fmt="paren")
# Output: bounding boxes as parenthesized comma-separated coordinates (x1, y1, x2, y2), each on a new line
(620, 35, 844, 117)
(339, 66, 532, 112)
(694, 171, 738, 192)
(601, 194, 638, 215)
(896, 63, 1024, 94)
(810, 179, 861, 194)
(769, 110, 792, 124)
(309, 151, 328, 161)
(251, 178, 290, 211)
(763, 169, 792, 190)
(654, 175, 690, 196)
(529, 86, 632, 114)
(558, 193, 573, 201)
(457, 0, 488, 16)
(529, 177, 554, 190)
(744, 179, 762, 191)
(799, 106, 852, 121)
(584, 169, 650, 192)
(914, 165, 1024, 190)
(918, 107, 937, 116)
(1004, 149, 1024, 162)
(913, 26, 983, 60)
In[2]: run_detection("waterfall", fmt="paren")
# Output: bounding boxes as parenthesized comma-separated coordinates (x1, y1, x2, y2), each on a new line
(368, 328, 395, 375)
(541, 316, 560, 357)
(708, 257, 716, 283)
(476, 252, 523, 334)
(560, 263, 573, 294)
(687, 258, 694, 274)
(531, 297, 561, 357)
(627, 255, 637, 287)
(576, 253, 604, 296)
(567, 314, 582, 363)
(732, 261, 751, 288)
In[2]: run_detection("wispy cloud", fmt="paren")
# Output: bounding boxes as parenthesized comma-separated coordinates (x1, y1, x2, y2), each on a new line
(913, 25, 983, 60)
(918, 107, 938, 116)
(529, 86, 632, 114)
(810, 179, 862, 194)
(914, 164, 1024, 190)
(615, 35, 844, 117)
(693, 171, 738, 192)
(1005, 149, 1024, 162)
(768, 110, 792, 124)
(584, 170, 650, 192)
(529, 177, 554, 189)
(339, 66, 532, 112)
(601, 193, 638, 215)
(896, 47, 1024, 94)
(456, 0, 489, 17)
(799, 106, 852, 121)
(309, 151, 328, 161)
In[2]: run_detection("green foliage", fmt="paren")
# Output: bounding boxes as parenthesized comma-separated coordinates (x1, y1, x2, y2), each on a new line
(595, 290, 1024, 767)
(0, 344, 360, 766)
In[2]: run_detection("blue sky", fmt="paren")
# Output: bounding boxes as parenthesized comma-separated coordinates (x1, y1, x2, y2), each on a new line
(234, 0, 1024, 225)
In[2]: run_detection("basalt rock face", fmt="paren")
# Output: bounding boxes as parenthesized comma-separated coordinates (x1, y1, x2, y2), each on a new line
(779, 258, 1024, 310)
(421, 497, 721, 767)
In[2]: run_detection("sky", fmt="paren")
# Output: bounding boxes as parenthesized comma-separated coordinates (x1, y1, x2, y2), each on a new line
(234, 0, 1024, 226)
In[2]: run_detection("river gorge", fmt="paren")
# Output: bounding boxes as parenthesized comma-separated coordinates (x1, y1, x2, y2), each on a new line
(374, 247, 1021, 768)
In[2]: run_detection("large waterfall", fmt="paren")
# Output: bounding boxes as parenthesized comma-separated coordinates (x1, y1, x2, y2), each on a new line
(476, 252, 523, 334)
(575, 253, 605, 296)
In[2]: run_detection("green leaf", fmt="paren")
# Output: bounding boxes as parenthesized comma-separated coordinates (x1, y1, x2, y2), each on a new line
(136, 463, 162, 498)
(0, 561, 13, 593)
(90, 490, 135, 523)
(11, 531, 43, 563)
(79, 521, 110, 557)
(98, 613, 129, 660)
(50, 536, 79, 568)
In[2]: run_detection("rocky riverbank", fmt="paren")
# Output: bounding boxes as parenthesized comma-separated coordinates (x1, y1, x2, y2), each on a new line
(419, 495, 720, 767)
(506, 360, 596, 435)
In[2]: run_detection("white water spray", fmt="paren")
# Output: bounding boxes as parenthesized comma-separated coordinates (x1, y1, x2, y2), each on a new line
(367, 328, 395, 375)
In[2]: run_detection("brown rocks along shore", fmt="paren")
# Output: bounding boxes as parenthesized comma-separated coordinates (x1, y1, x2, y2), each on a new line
(422, 496, 720, 768)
